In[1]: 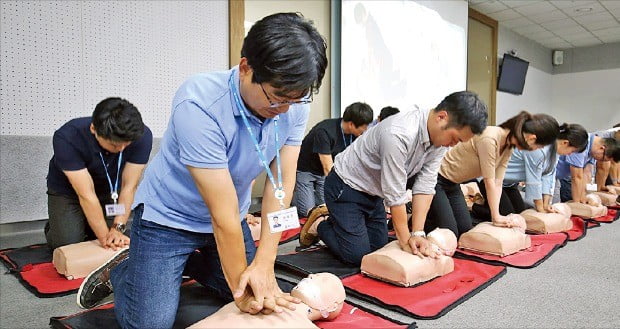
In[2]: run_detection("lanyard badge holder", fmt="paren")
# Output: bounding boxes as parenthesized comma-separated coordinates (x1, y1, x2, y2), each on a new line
(229, 75, 299, 234)
(100, 151, 126, 217)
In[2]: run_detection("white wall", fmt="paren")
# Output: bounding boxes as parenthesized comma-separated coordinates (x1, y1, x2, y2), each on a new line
(551, 68, 620, 131)
(496, 66, 553, 124)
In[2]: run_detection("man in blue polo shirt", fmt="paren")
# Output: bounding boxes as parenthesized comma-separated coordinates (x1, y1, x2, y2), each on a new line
(77, 13, 328, 328)
(46, 97, 152, 250)
(556, 133, 620, 202)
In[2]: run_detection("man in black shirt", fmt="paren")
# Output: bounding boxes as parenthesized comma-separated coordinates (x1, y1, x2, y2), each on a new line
(292, 102, 373, 217)
(46, 97, 152, 250)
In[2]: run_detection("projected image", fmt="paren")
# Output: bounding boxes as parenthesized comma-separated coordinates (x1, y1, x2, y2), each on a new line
(341, 0, 466, 115)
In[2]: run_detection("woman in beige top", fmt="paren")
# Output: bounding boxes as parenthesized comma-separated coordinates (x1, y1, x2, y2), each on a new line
(425, 111, 559, 237)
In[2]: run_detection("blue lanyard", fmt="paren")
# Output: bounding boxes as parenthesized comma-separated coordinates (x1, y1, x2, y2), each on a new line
(341, 124, 352, 147)
(229, 75, 284, 208)
(99, 151, 122, 203)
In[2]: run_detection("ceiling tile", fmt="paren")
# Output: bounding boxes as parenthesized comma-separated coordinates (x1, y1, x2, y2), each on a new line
(488, 8, 522, 21)
(573, 11, 614, 23)
(553, 25, 588, 36)
(528, 30, 556, 39)
(536, 36, 567, 43)
(513, 24, 547, 35)
(514, 1, 557, 15)
(501, 16, 535, 28)
(528, 10, 569, 23)
(591, 26, 620, 37)
(597, 34, 620, 42)
(569, 38, 603, 47)
(609, 8, 620, 18)
(550, 1, 595, 10)
(599, 0, 620, 10)
(580, 19, 620, 31)
(500, 0, 540, 8)
(561, 2, 606, 17)
(471, 1, 509, 14)
(541, 40, 573, 49)
(562, 31, 596, 41)
(541, 18, 579, 30)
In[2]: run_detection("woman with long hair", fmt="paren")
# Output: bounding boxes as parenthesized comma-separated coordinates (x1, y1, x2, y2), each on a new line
(425, 111, 560, 237)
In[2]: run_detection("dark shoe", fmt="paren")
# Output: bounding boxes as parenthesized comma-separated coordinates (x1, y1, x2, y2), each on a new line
(299, 204, 329, 247)
(77, 248, 129, 309)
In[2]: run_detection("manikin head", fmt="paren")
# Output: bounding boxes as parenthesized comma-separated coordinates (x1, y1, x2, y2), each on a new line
(290, 273, 346, 320)
(551, 203, 572, 219)
(427, 228, 457, 256)
(586, 194, 602, 207)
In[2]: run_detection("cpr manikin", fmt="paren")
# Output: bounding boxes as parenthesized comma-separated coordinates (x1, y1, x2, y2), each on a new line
(188, 273, 345, 329)
(427, 228, 458, 256)
(360, 230, 456, 287)
(52, 240, 121, 280)
(458, 214, 531, 257)
(591, 191, 618, 207)
(567, 194, 607, 219)
(551, 203, 572, 219)
(520, 206, 573, 234)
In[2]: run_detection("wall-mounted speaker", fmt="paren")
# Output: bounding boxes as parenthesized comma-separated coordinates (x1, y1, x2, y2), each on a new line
(553, 50, 564, 66)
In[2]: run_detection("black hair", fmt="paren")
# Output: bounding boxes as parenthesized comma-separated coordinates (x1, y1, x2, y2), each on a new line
(434, 91, 488, 134)
(342, 102, 374, 127)
(92, 97, 144, 142)
(603, 137, 620, 162)
(378, 106, 400, 121)
(544, 123, 588, 175)
(241, 13, 328, 98)
(499, 111, 559, 153)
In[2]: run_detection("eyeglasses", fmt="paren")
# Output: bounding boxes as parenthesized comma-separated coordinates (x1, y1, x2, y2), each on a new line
(260, 83, 313, 108)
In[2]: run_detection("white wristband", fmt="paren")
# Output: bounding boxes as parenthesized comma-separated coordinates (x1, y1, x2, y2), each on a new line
(411, 231, 426, 238)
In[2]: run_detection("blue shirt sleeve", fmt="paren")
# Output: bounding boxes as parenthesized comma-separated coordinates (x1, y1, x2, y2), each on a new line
(173, 100, 229, 169)
(523, 149, 544, 201)
(284, 105, 310, 146)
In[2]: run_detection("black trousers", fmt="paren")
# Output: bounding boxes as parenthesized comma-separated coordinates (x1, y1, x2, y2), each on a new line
(45, 189, 114, 249)
(425, 174, 472, 238)
(471, 182, 527, 221)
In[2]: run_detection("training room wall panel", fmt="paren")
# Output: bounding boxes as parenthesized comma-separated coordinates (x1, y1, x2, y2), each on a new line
(0, 1, 228, 224)
(495, 26, 553, 124)
(551, 68, 620, 132)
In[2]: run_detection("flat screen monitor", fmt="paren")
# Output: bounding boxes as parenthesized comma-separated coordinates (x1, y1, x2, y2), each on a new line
(497, 54, 529, 95)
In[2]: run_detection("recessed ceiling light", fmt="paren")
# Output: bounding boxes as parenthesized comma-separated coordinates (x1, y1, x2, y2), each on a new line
(574, 7, 593, 13)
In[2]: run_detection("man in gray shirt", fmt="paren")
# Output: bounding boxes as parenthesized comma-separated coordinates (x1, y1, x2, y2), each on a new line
(299, 91, 488, 265)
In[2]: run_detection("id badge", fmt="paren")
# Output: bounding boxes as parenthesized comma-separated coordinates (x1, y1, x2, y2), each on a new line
(105, 203, 126, 217)
(586, 183, 597, 192)
(267, 207, 300, 233)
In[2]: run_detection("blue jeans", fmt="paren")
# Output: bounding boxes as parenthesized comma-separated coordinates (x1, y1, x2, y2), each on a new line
(110, 204, 256, 329)
(317, 170, 387, 266)
(291, 170, 325, 217)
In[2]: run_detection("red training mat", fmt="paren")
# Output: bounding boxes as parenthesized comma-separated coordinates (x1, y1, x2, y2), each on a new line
(342, 258, 505, 320)
(254, 218, 305, 247)
(588, 209, 619, 223)
(455, 233, 567, 268)
(19, 262, 83, 296)
(564, 216, 588, 241)
(317, 302, 410, 328)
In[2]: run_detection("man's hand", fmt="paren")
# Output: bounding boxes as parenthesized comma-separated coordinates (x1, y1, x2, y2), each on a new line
(399, 236, 440, 259)
(544, 204, 558, 213)
(103, 228, 130, 250)
(234, 261, 300, 314)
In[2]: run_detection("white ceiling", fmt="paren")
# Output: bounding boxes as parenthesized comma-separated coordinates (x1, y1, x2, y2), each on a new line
(469, 0, 620, 49)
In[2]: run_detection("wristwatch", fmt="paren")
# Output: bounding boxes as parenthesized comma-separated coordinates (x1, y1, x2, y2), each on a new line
(113, 223, 127, 234)
(411, 231, 426, 238)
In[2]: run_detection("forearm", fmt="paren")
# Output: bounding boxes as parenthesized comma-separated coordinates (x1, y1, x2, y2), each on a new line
(484, 178, 502, 219)
(114, 184, 136, 224)
(213, 217, 248, 293)
(542, 194, 552, 208)
(411, 194, 433, 231)
(595, 163, 609, 191)
(318, 154, 333, 177)
(78, 195, 109, 240)
(390, 204, 409, 246)
(533, 199, 544, 212)
(571, 176, 584, 202)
